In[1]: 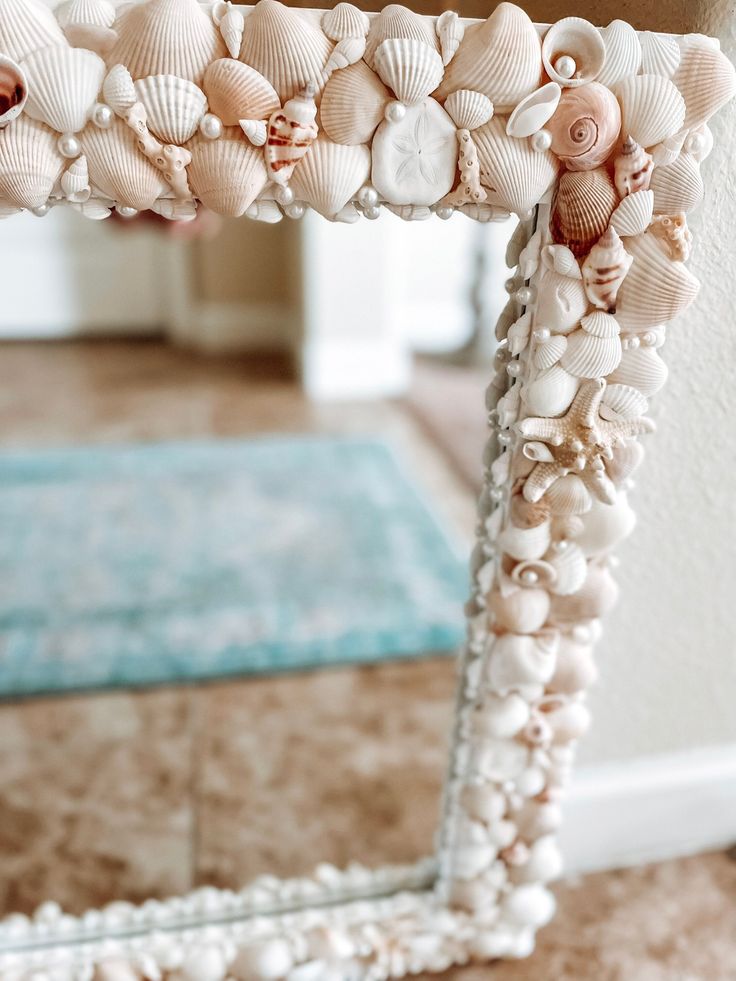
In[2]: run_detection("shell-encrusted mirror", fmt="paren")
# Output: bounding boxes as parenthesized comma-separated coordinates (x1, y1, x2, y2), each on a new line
(0, 0, 733, 977)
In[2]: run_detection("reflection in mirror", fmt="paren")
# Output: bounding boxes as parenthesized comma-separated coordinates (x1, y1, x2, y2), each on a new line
(0, 206, 512, 930)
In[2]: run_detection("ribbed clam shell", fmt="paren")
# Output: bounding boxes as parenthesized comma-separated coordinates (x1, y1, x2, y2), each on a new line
(547, 543, 587, 596)
(103, 64, 136, 118)
(0, 116, 63, 208)
(596, 19, 641, 87)
(541, 17, 605, 88)
(607, 344, 668, 396)
(57, 0, 115, 30)
(320, 60, 390, 146)
(506, 82, 560, 139)
(445, 89, 493, 131)
(639, 32, 680, 77)
(363, 4, 438, 71)
(614, 74, 686, 148)
(541, 244, 582, 279)
(533, 334, 567, 370)
(560, 318, 622, 378)
(435, 3, 542, 112)
(435, 10, 463, 68)
(239, 0, 333, 103)
(373, 37, 444, 107)
(187, 128, 268, 217)
(523, 364, 579, 417)
(0, 0, 66, 63)
(80, 118, 168, 210)
(134, 75, 207, 145)
(61, 154, 90, 202)
(290, 135, 370, 218)
(673, 41, 736, 131)
(580, 310, 620, 339)
(600, 382, 648, 420)
(547, 82, 620, 172)
(321, 3, 369, 42)
(543, 474, 592, 516)
(109, 0, 226, 85)
(0, 55, 27, 129)
(535, 268, 587, 334)
(610, 189, 654, 237)
(616, 231, 700, 331)
(203, 59, 279, 129)
(498, 519, 551, 562)
(550, 168, 617, 258)
(650, 152, 703, 215)
(23, 45, 106, 135)
(474, 115, 558, 217)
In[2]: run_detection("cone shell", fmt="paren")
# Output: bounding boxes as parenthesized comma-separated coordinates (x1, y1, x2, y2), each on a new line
(445, 90, 493, 132)
(0, 55, 27, 129)
(373, 37, 444, 107)
(581, 227, 633, 314)
(489, 588, 550, 634)
(542, 17, 606, 88)
(290, 135, 370, 218)
(600, 383, 648, 420)
(506, 82, 560, 140)
(363, 4, 438, 71)
(61, 153, 90, 202)
(543, 474, 592, 516)
(103, 63, 137, 118)
(213, 1, 245, 61)
(596, 19, 641, 87)
(673, 42, 736, 131)
(523, 364, 579, 417)
(203, 59, 279, 129)
(239, 0, 333, 103)
(615, 232, 700, 331)
(322, 3, 369, 42)
(533, 334, 568, 370)
(0, 0, 66, 63)
(435, 3, 542, 112)
(320, 60, 390, 146)
(81, 118, 168, 210)
(640, 32, 680, 78)
(607, 344, 668, 396)
(550, 168, 617, 258)
(475, 115, 558, 217)
(610, 189, 654, 238)
(535, 268, 588, 334)
(614, 74, 686, 148)
(560, 309, 622, 378)
(23, 45, 106, 135)
(109, 0, 226, 85)
(547, 82, 621, 171)
(0, 116, 63, 209)
(188, 128, 268, 217)
(613, 136, 653, 198)
(134, 75, 207, 145)
(650, 152, 703, 215)
(436, 10, 464, 68)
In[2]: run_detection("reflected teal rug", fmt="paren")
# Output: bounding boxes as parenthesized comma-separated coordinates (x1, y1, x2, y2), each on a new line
(0, 437, 468, 698)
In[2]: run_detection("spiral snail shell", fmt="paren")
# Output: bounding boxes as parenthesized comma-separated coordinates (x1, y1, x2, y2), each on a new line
(547, 82, 621, 171)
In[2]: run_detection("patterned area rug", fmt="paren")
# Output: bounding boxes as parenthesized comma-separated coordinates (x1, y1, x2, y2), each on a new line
(0, 438, 468, 698)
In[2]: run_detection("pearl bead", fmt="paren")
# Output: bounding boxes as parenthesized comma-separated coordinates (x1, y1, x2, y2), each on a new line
(533, 327, 551, 343)
(116, 205, 138, 218)
(384, 100, 406, 124)
(554, 54, 577, 79)
(515, 285, 535, 306)
(364, 204, 381, 220)
(32, 203, 50, 217)
(505, 277, 520, 294)
(519, 569, 538, 585)
(357, 185, 378, 208)
(92, 103, 113, 129)
(506, 361, 521, 377)
(57, 133, 80, 159)
(285, 201, 305, 220)
(629, 336, 640, 349)
(436, 205, 454, 220)
(686, 131, 706, 155)
(497, 431, 512, 446)
(642, 331, 656, 347)
(572, 624, 591, 644)
(530, 129, 552, 153)
(274, 184, 294, 207)
(552, 539, 569, 553)
(489, 487, 504, 504)
(200, 113, 223, 140)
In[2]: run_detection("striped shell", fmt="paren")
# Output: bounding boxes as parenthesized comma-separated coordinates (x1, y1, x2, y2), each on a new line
(202, 60, 279, 129)
(615, 231, 700, 331)
(596, 19, 641, 87)
(320, 60, 390, 146)
(0, 115, 64, 209)
(80, 118, 168, 211)
(474, 115, 559, 217)
(56, 0, 117, 54)
(290, 135, 370, 218)
(609, 189, 654, 238)
(321, 3, 369, 42)
(650, 152, 703, 215)
(614, 74, 686, 148)
(560, 310, 622, 378)
(373, 37, 444, 107)
(639, 32, 680, 77)
(543, 474, 592, 516)
(673, 41, 736, 131)
(363, 4, 438, 71)
(187, 128, 268, 216)
(134, 74, 207, 146)
(445, 90, 493, 131)
(600, 383, 648, 420)
(533, 333, 568, 370)
(581, 227, 633, 314)
(547, 82, 621, 171)
(541, 17, 606, 88)
(0, 0, 66, 63)
(613, 136, 653, 198)
(264, 89, 318, 185)
(550, 168, 617, 257)
(23, 45, 106, 135)
(103, 64, 137, 118)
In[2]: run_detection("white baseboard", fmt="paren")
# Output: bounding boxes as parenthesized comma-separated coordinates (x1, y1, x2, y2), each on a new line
(561, 744, 736, 875)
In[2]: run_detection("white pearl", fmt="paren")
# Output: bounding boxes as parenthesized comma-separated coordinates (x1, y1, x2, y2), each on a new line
(554, 55, 577, 79)
(31, 203, 50, 217)
(436, 205, 454, 220)
(274, 184, 294, 207)
(285, 201, 305, 220)
(533, 327, 551, 342)
(515, 285, 535, 306)
(642, 331, 657, 347)
(506, 361, 521, 377)
(364, 204, 381, 220)
(629, 336, 640, 349)
(57, 133, 80, 159)
(92, 103, 113, 129)
(200, 113, 223, 140)
(686, 131, 706, 155)
(497, 431, 512, 446)
(519, 569, 538, 585)
(489, 487, 504, 503)
(357, 184, 378, 208)
(116, 205, 138, 218)
(530, 128, 552, 153)
(505, 277, 519, 294)
(384, 100, 406, 124)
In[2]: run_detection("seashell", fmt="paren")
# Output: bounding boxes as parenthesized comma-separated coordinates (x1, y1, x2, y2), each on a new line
(385, 203, 431, 220)
(560, 309, 622, 378)
(541, 244, 581, 279)
(547, 543, 587, 596)
(542, 17, 606, 88)
(489, 588, 550, 634)
(543, 474, 591, 516)
(523, 364, 579, 417)
(475, 115, 558, 217)
(650, 152, 703, 215)
(134, 75, 207, 146)
(245, 198, 282, 223)
(508, 557, 557, 592)
(486, 631, 559, 695)
(576, 493, 636, 557)
(61, 154, 90, 202)
(56, 0, 117, 55)
(323, 36, 367, 76)
(600, 383, 648, 421)
(461, 784, 506, 825)
(372, 98, 457, 206)
(435, 10, 463, 68)
(231, 941, 294, 981)
(265, 87, 318, 186)
(498, 519, 551, 562)
(203, 59, 279, 129)
(0, 0, 67, 63)
(506, 83, 561, 140)
(0, 116, 63, 208)
(290, 135, 370, 219)
(445, 89, 493, 132)
(363, 4, 438, 72)
(673, 42, 736, 131)
(533, 334, 568, 370)
(23, 46, 106, 135)
(541, 698, 591, 743)
(322, 3, 369, 43)
(502, 884, 556, 929)
(548, 636, 597, 694)
(640, 32, 680, 78)
(535, 268, 587, 334)
(473, 692, 531, 740)
(239, 118, 266, 146)
(150, 196, 197, 222)
(650, 133, 685, 168)
(320, 60, 390, 146)
(604, 439, 645, 487)
(0, 55, 27, 129)
(613, 136, 653, 198)
(435, 3, 542, 113)
(103, 64, 137, 118)
(549, 563, 619, 624)
(684, 124, 713, 164)
(616, 231, 700, 332)
(614, 74, 686, 148)
(550, 168, 617, 258)
(608, 344, 668, 396)
(509, 493, 551, 530)
(110, 0, 226, 86)
(212, 1, 245, 61)
(609, 189, 654, 238)
(81, 118, 167, 211)
(69, 196, 111, 220)
(373, 37, 444, 107)
(581, 227, 633, 315)
(595, 19, 641, 87)
(547, 82, 621, 171)
(649, 212, 693, 263)
(188, 128, 267, 216)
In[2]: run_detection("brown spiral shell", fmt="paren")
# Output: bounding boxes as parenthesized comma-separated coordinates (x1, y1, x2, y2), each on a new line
(547, 82, 621, 171)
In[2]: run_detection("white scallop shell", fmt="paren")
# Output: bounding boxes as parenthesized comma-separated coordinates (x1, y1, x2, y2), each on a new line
(576, 493, 637, 558)
(0, 0, 67, 63)
(486, 631, 559, 696)
(290, 135, 370, 219)
(673, 41, 736, 131)
(543, 474, 592, 516)
(202, 59, 279, 128)
(445, 89, 493, 131)
(373, 37, 444, 107)
(506, 82, 561, 139)
(488, 588, 550, 635)
(435, 9, 464, 68)
(615, 231, 700, 332)
(542, 17, 605, 88)
(56, 0, 117, 54)
(609, 189, 654, 237)
(523, 364, 579, 417)
(607, 344, 668, 396)
(187, 128, 268, 217)
(535, 268, 587, 334)
(498, 519, 551, 562)
(0, 115, 64, 209)
(533, 334, 567, 370)
(560, 311, 622, 378)
(474, 115, 558, 217)
(23, 45, 106, 135)
(103, 64, 137, 118)
(435, 2, 542, 112)
(650, 152, 703, 215)
(80, 118, 168, 211)
(363, 4, 438, 71)
(595, 19, 641, 87)
(614, 74, 686, 148)
(600, 382, 648, 420)
(61, 153, 90, 202)
(321, 3, 369, 42)
(134, 75, 207, 145)
(639, 32, 680, 77)
(547, 543, 587, 596)
(320, 60, 391, 146)
(541, 244, 582, 279)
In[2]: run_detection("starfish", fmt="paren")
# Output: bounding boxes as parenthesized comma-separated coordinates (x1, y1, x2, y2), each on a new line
(518, 378, 656, 504)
